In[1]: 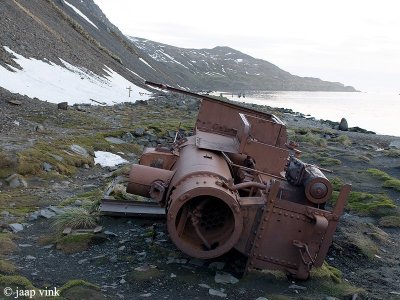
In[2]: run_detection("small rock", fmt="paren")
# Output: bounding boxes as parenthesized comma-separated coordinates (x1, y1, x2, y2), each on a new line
(13, 120, 20, 126)
(70, 144, 89, 158)
(48, 206, 65, 215)
(199, 284, 211, 289)
(6, 174, 28, 189)
(58, 102, 68, 110)
(339, 118, 348, 131)
(74, 200, 83, 206)
(389, 140, 400, 149)
(170, 273, 176, 278)
(104, 231, 118, 237)
(119, 278, 126, 284)
(39, 209, 56, 219)
(118, 246, 126, 251)
(78, 259, 88, 265)
(134, 264, 151, 272)
(325, 297, 338, 300)
(134, 127, 145, 137)
(289, 284, 307, 290)
(122, 132, 134, 143)
(42, 162, 53, 172)
(26, 255, 36, 260)
(1, 211, 10, 217)
(18, 244, 32, 247)
(105, 137, 126, 144)
(42, 244, 54, 249)
(255, 298, 268, 300)
(50, 154, 64, 162)
(139, 293, 152, 298)
(215, 272, 239, 284)
(9, 223, 24, 232)
(209, 289, 227, 298)
(27, 211, 39, 221)
(35, 124, 45, 132)
(209, 262, 225, 270)
(189, 258, 205, 267)
(109, 255, 118, 263)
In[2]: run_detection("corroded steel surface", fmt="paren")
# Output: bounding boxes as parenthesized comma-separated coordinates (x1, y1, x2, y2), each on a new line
(122, 81, 350, 279)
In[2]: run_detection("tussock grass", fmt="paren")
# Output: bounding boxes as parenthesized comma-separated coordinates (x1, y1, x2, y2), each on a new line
(331, 134, 351, 145)
(379, 215, 400, 228)
(347, 191, 396, 216)
(367, 168, 400, 192)
(384, 148, 400, 157)
(54, 208, 97, 230)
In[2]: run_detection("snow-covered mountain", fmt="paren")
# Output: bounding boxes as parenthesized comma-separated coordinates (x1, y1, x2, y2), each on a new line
(128, 37, 356, 92)
(0, 0, 355, 105)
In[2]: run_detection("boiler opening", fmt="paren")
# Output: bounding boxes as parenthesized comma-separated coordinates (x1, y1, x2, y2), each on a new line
(174, 195, 235, 253)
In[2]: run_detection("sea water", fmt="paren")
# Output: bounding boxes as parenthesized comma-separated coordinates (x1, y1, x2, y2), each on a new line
(225, 91, 400, 137)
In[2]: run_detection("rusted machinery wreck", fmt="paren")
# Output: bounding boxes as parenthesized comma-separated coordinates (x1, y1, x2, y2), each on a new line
(107, 81, 351, 280)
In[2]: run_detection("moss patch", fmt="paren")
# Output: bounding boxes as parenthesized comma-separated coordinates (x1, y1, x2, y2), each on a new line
(56, 233, 94, 254)
(127, 267, 164, 282)
(0, 260, 16, 275)
(0, 190, 44, 217)
(0, 275, 35, 289)
(0, 234, 18, 255)
(310, 261, 342, 283)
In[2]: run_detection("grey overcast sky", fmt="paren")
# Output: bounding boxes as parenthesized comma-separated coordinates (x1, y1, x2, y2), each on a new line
(93, 0, 399, 93)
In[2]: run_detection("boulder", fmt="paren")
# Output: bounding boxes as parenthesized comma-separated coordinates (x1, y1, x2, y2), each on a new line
(57, 102, 68, 110)
(389, 140, 400, 149)
(9, 223, 23, 232)
(122, 132, 134, 143)
(70, 144, 89, 158)
(339, 118, 348, 131)
(134, 127, 145, 137)
(5, 174, 28, 189)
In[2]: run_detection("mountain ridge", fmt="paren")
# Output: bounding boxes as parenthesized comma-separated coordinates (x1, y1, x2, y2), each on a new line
(0, 0, 356, 103)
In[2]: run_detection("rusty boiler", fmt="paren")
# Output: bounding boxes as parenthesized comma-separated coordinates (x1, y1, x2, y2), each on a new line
(125, 81, 351, 279)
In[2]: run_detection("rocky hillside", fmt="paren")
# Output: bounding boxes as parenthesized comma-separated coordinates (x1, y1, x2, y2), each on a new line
(0, 0, 355, 103)
(128, 37, 357, 92)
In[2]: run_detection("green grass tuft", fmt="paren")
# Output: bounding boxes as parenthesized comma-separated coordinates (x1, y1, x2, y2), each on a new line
(346, 191, 396, 216)
(367, 168, 392, 181)
(59, 279, 100, 294)
(378, 215, 400, 227)
(54, 208, 98, 230)
(367, 168, 400, 192)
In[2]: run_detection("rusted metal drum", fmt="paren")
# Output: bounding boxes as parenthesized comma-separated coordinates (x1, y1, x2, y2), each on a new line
(166, 141, 243, 259)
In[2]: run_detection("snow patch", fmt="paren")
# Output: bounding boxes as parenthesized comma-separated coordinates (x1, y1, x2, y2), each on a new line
(94, 151, 128, 167)
(63, 0, 98, 29)
(139, 57, 156, 71)
(236, 59, 243, 63)
(0, 46, 150, 105)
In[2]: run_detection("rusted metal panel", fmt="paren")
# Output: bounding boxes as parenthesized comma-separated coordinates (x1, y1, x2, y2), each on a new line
(100, 198, 165, 218)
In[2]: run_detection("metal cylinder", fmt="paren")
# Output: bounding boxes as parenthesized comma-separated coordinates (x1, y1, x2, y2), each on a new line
(166, 140, 243, 259)
(126, 164, 174, 199)
(167, 174, 243, 259)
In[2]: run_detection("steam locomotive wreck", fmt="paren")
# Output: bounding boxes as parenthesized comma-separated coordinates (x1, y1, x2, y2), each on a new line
(123, 81, 351, 279)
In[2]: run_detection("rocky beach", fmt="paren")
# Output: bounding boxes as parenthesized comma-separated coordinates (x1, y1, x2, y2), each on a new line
(1, 87, 400, 299)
